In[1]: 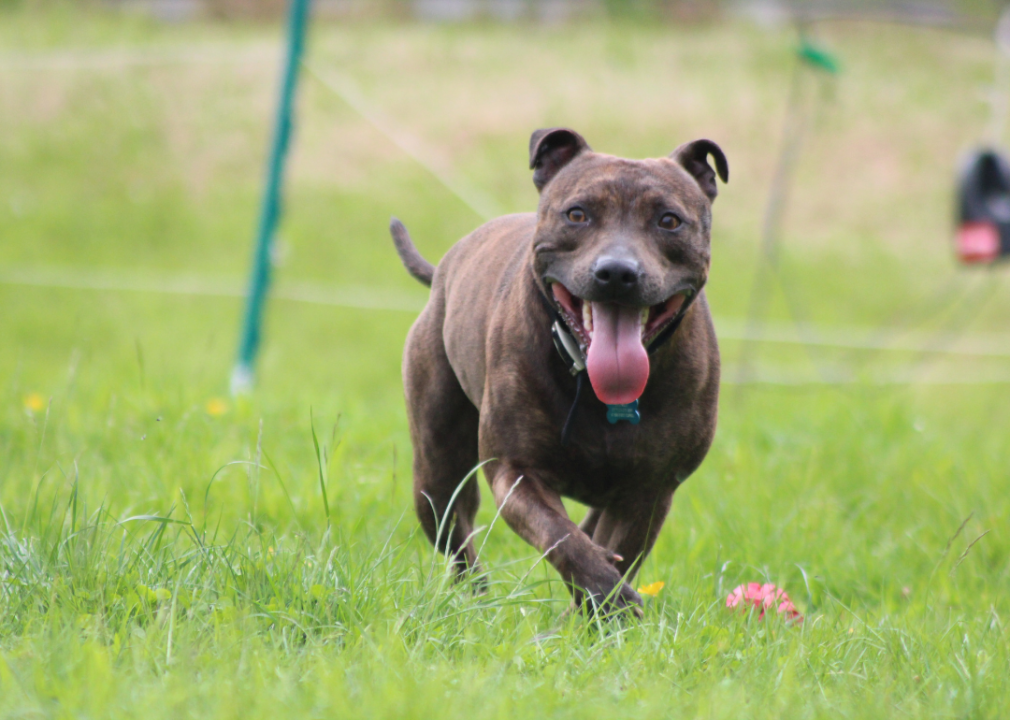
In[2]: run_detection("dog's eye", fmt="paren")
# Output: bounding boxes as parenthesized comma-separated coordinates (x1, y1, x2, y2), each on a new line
(566, 208, 588, 224)
(658, 213, 682, 231)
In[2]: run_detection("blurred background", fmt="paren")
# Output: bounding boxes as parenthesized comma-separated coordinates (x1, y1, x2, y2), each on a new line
(3, 0, 1009, 391)
(2, 0, 1009, 516)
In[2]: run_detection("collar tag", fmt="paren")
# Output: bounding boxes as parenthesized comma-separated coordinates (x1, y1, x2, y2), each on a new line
(606, 400, 640, 425)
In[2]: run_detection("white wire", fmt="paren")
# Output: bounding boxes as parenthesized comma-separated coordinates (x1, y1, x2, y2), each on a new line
(0, 265, 426, 312)
(2, 265, 1009, 359)
(0, 44, 277, 71)
(302, 61, 503, 221)
(720, 367, 1010, 386)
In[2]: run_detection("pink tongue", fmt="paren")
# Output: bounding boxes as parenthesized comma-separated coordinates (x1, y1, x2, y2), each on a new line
(586, 302, 650, 405)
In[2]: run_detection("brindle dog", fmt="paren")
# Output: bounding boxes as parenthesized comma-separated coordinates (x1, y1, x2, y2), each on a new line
(389, 128, 727, 614)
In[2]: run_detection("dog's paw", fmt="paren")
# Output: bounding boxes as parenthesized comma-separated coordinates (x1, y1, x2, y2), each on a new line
(591, 583, 644, 620)
(571, 561, 644, 619)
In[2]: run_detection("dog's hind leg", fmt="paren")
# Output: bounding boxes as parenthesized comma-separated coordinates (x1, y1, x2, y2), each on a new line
(403, 307, 483, 581)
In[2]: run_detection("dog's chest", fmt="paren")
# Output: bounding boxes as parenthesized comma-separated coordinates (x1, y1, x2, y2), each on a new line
(540, 422, 681, 503)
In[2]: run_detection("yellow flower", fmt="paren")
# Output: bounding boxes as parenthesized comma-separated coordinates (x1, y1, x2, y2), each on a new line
(637, 581, 665, 597)
(24, 393, 46, 413)
(205, 398, 229, 416)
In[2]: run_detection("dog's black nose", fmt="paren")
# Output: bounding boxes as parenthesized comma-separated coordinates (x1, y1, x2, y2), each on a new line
(592, 257, 640, 295)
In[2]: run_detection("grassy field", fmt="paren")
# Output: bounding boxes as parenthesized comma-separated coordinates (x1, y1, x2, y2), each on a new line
(2, 5, 1010, 718)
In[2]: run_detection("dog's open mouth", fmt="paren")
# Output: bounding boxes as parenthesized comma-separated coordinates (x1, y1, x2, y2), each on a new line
(551, 282, 687, 350)
(551, 282, 687, 405)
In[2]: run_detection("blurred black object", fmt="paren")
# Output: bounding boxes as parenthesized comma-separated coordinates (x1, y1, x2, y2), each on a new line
(956, 149, 1010, 264)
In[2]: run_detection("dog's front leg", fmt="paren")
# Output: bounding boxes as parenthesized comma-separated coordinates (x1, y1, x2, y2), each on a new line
(486, 461, 642, 615)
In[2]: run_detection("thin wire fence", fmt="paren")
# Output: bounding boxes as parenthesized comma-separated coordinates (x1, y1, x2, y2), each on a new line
(2, 264, 1008, 363)
(2, 29, 1009, 386)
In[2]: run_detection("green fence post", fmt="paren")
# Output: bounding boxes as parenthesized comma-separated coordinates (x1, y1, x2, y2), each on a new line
(231, 0, 313, 395)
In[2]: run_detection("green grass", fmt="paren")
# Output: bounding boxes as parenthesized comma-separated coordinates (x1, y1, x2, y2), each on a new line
(2, 6, 1010, 718)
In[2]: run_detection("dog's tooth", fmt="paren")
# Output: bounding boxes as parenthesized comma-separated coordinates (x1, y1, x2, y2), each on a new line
(640, 307, 649, 337)
(583, 302, 593, 334)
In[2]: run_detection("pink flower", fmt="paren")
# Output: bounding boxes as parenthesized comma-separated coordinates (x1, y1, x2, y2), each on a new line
(726, 582, 802, 623)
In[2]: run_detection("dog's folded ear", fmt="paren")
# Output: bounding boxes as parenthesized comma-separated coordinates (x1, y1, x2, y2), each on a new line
(671, 139, 729, 202)
(529, 128, 591, 192)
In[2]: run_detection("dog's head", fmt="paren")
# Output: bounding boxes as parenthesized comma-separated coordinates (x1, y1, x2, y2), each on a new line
(528, 127, 728, 405)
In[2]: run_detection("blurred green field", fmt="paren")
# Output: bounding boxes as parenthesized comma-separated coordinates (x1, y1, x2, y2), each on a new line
(2, 5, 1010, 718)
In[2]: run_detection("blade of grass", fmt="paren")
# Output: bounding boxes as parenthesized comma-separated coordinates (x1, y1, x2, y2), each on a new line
(310, 408, 330, 528)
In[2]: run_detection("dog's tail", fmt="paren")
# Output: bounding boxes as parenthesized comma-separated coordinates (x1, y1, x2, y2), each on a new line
(389, 217, 435, 287)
